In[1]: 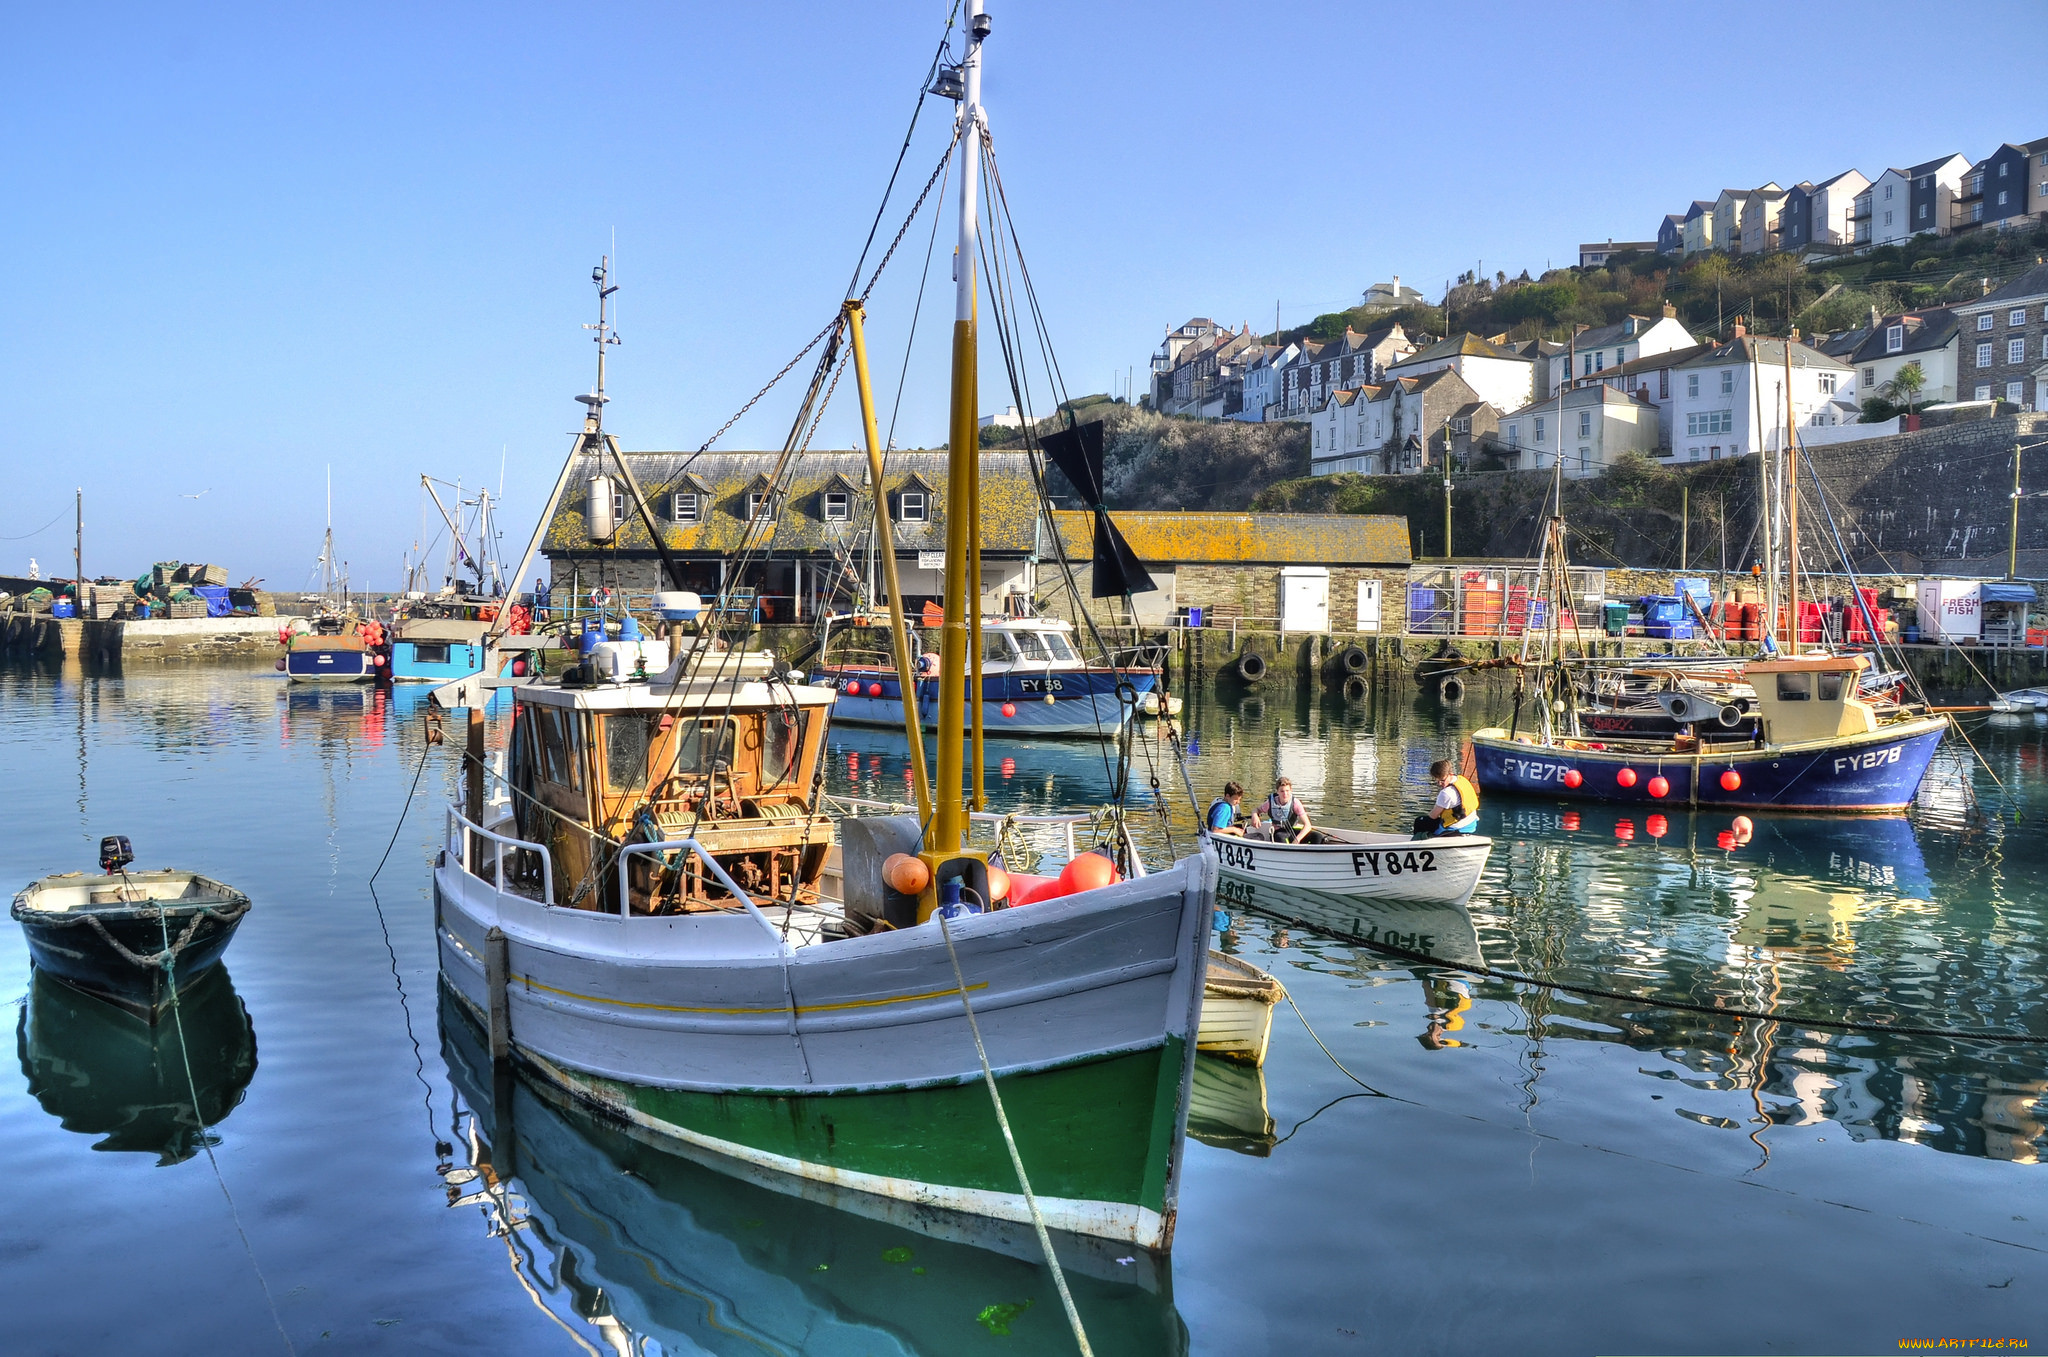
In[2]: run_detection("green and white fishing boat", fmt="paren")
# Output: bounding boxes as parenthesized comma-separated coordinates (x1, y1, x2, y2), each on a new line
(432, 2, 1214, 1256)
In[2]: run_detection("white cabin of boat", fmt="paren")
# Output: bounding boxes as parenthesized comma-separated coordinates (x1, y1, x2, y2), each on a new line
(1744, 653, 1878, 744)
(504, 650, 837, 914)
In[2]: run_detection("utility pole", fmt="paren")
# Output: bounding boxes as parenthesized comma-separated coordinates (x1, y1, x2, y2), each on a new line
(1680, 482, 1689, 570)
(2011, 441, 2023, 581)
(1442, 422, 1454, 559)
(73, 488, 82, 593)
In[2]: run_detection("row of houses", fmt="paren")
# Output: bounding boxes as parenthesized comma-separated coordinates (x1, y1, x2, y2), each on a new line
(1314, 262, 2048, 480)
(1596, 131, 2048, 264)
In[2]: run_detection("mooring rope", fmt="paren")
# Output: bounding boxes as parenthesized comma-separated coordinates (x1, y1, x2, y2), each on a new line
(152, 897, 298, 1355)
(1249, 906, 2047, 1045)
(935, 912, 1094, 1357)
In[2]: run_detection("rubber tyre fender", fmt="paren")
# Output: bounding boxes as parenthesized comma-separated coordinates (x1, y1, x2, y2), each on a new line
(1437, 674, 1466, 705)
(1341, 674, 1368, 703)
(1234, 651, 1267, 683)
(1338, 644, 1369, 675)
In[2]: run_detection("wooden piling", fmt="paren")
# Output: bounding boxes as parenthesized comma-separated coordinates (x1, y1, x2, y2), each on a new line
(485, 926, 512, 1068)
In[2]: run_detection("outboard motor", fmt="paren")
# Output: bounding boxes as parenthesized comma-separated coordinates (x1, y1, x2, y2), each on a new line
(99, 835, 134, 875)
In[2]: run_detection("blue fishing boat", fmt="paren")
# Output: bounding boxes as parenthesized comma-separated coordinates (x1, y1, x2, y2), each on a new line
(282, 610, 376, 682)
(1471, 654, 1947, 812)
(388, 616, 492, 683)
(813, 615, 1156, 738)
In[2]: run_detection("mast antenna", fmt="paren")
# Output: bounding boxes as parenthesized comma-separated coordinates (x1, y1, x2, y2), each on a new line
(577, 256, 622, 436)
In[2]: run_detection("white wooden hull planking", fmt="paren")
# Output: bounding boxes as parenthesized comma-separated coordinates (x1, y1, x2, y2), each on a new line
(1197, 951, 1280, 1066)
(1210, 828, 1491, 905)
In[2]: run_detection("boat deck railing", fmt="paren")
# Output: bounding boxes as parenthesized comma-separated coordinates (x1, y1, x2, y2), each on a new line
(447, 805, 553, 905)
(825, 795, 1149, 875)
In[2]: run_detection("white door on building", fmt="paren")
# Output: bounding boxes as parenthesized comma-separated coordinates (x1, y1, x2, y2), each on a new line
(1356, 579, 1381, 632)
(1280, 567, 1330, 633)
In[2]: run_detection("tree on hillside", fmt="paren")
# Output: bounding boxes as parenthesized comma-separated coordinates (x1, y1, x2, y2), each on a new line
(1881, 361, 1927, 417)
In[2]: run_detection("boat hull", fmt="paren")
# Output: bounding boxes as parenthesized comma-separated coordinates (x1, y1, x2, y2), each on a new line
(13, 896, 246, 1018)
(285, 645, 371, 683)
(433, 836, 1215, 1250)
(388, 640, 487, 683)
(1211, 830, 1492, 905)
(814, 667, 1157, 737)
(1197, 951, 1279, 1066)
(1469, 716, 1948, 812)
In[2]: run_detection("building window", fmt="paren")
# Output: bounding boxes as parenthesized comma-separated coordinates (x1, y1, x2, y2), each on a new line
(1507, 425, 1519, 448)
(2010, 339, 2027, 365)
(2042, 335, 2048, 361)
(1534, 416, 1546, 443)
(1918, 204, 1928, 220)
(1577, 411, 1592, 438)
(1863, 366, 1877, 385)
(1979, 343, 1995, 368)
(1972, 203, 1985, 222)
(896, 490, 927, 522)
(1579, 448, 1592, 472)
(1883, 210, 1893, 226)
(2012, 309, 2029, 327)
(1818, 372, 1837, 394)
(1998, 162, 2009, 178)
(1885, 325, 1904, 354)
(671, 491, 700, 522)
(1686, 410, 1733, 436)
(1979, 314, 1995, 331)
(1690, 447, 1703, 461)
(1883, 183, 1893, 198)
(1998, 191, 2009, 207)
(1659, 370, 1669, 400)
(1594, 352, 1605, 372)
(1687, 373, 1700, 398)
(2009, 382, 2026, 404)
(746, 491, 775, 521)
(822, 489, 850, 522)
(1720, 369, 1734, 395)
(1976, 384, 1993, 400)
(612, 490, 628, 525)
(1583, 354, 1593, 376)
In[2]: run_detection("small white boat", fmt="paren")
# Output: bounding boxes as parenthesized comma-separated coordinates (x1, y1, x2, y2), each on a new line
(1198, 951, 1280, 1066)
(1990, 687, 2048, 714)
(1211, 828, 1492, 905)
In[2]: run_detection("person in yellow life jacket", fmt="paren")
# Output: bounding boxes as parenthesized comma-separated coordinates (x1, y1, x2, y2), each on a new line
(1413, 758, 1480, 837)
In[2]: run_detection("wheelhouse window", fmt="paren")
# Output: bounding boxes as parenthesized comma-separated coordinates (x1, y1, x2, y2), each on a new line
(1010, 630, 1049, 661)
(413, 642, 450, 665)
(761, 708, 809, 790)
(604, 714, 654, 793)
(1042, 632, 1077, 662)
(1818, 672, 1845, 701)
(669, 717, 736, 777)
(1776, 672, 1812, 702)
(981, 631, 1016, 662)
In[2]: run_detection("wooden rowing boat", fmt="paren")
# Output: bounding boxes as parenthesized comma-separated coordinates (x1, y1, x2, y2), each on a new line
(1212, 827, 1491, 905)
(1198, 950, 1281, 1066)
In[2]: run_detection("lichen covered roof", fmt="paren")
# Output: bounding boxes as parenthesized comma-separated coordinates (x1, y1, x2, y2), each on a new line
(542, 450, 1042, 556)
(1051, 510, 1410, 567)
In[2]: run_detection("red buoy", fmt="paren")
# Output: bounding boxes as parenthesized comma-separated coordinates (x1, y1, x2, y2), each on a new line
(1001, 703, 1016, 718)
(1562, 768, 1583, 788)
(1647, 775, 1670, 799)
(1616, 767, 1638, 788)
(845, 680, 860, 695)
(867, 683, 883, 697)
(1720, 769, 1742, 791)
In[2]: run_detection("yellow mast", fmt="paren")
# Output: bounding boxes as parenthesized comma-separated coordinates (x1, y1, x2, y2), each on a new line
(843, 299, 931, 824)
(932, 1, 986, 857)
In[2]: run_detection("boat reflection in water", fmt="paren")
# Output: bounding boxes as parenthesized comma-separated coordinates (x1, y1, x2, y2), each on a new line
(439, 990, 1189, 1356)
(1213, 875, 1487, 970)
(1185, 1056, 1276, 1157)
(16, 966, 257, 1165)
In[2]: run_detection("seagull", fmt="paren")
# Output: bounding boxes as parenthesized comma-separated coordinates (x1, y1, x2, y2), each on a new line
(181, 489, 211, 499)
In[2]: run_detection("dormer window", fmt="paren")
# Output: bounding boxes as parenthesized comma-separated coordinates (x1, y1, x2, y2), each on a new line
(895, 490, 928, 523)
(822, 489, 851, 522)
(1885, 325, 1904, 354)
(746, 491, 775, 522)
(671, 492, 700, 522)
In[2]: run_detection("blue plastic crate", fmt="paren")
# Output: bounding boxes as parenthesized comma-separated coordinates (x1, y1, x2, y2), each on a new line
(193, 585, 233, 618)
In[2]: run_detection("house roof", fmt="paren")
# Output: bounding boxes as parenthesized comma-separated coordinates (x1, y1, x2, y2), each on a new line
(1813, 168, 1865, 192)
(1596, 342, 1718, 381)
(1563, 315, 1678, 351)
(1389, 332, 1527, 368)
(1905, 152, 1968, 177)
(1683, 200, 1715, 221)
(1499, 383, 1651, 420)
(1959, 262, 2048, 310)
(1817, 328, 1870, 360)
(1052, 511, 1410, 567)
(541, 450, 1042, 557)
(1675, 336, 1852, 372)
(1842, 309, 1961, 364)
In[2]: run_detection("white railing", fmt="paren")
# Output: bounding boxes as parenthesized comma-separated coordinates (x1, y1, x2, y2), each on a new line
(448, 805, 553, 904)
(832, 794, 1096, 860)
(615, 839, 789, 945)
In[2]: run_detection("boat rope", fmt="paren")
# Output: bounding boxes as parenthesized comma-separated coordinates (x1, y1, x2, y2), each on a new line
(1277, 987, 1394, 1099)
(1254, 910, 2048, 1046)
(30, 897, 248, 972)
(369, 741, 434, 886)
(934, 913, 1094, 1357)
(152, 903, 298, 1355)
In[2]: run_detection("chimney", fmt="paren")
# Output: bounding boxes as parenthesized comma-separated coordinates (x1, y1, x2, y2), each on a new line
(1662, 302, 1677, 319)
(1982, 277, 1992, 295)
(1789, 326, 1801, 342)
(1574, 322, 1590, 334)
(1869, 305, 1880, 329)
(1732, 320, 1747, 338)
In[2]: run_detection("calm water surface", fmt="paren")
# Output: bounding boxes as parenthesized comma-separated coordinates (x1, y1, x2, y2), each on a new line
(2, 666, 2043, 1355)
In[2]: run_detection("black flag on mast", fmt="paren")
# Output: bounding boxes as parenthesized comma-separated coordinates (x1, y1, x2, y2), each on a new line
(1038, 421, 1156, 599)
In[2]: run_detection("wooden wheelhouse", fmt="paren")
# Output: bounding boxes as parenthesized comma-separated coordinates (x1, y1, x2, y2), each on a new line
(505, 651, 836, 914)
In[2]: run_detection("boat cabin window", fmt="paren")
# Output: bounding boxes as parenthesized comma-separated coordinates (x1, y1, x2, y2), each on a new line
(530, 706, 581, 789)
(1776, 673, 1811, 702)
(1818, 672, 1845, 701)
(670, 717, 737, 777)
(982, 631, 1015, 662)
(1043, 632, 1077, 662)
(762, 706, 810, 788)
(313, 616, 346, 636)
(414, 642, 450, 665)
(604, 714, 654, 793)
(1011, 630, 1049, 661)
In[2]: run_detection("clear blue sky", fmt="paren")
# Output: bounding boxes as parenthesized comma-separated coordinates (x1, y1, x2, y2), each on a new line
(5, 1, 2045, 588)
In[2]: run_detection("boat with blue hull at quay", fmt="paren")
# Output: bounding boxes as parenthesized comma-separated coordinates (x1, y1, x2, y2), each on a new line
(813, 614, 1157, 738)
(1471, 653, 1948, 812)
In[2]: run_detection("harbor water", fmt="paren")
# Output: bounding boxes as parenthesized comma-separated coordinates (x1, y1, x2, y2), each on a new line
(1, 666, 2042, 1354)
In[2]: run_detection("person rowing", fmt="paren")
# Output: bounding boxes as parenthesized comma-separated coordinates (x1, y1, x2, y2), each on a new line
(1257, 777, 1313, 844)
(1205, 781, 1248, 837)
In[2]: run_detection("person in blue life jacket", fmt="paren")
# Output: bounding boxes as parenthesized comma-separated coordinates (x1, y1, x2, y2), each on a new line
(1256, 777, 1313, 844)
(1413, 758, 1481, 837)
(1206, 781, 1247, 836)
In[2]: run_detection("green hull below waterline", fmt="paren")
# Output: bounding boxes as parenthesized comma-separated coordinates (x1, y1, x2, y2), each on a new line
(515, 1032, 1191, 1249)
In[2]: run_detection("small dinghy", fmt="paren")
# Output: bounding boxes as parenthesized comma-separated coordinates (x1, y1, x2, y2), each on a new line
(1199, 950, 1282, 1066)
(10, 837, 251, 1019)
(1212, 827, 1492, 905)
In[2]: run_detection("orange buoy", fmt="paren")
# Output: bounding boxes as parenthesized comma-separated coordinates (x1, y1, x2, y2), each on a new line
(985, 865, 1011, 903)
(1719, 769, 1741, 791)
(1647, 775, 1670, 799)
(882, 853, 930, 896)
(867, 683, 883, 697)
(1057, 852, 1121, 895)
(1563, 768, 1583, 788)
(1616, 767, 1638, 788)
(1001, 703, 1016, 718)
